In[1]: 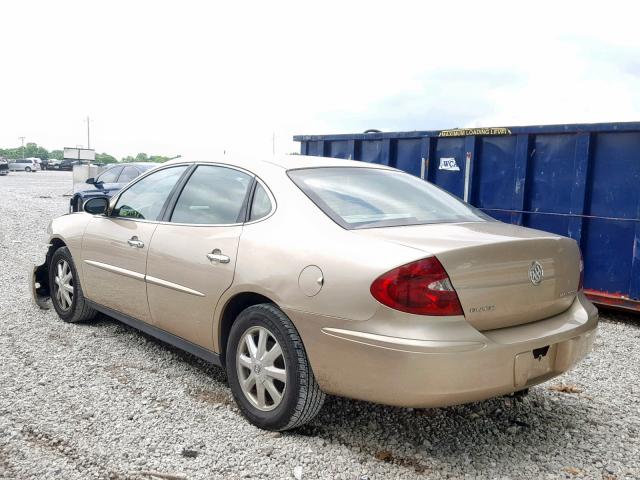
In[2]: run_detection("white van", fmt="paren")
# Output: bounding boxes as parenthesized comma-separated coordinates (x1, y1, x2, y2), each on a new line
(9, 158, 41, 172)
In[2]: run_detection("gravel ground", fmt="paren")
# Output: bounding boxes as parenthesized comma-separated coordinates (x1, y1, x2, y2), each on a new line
(0, 170, 639, 480)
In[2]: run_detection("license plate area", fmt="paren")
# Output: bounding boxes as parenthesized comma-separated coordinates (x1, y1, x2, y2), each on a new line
(514, 344, 557, 388)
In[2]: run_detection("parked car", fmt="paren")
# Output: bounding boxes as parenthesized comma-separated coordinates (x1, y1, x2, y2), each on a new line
(69, 163, 156, 213)
(9, 158, 40, 172)
(31, 155, 598, 431)
(42, 159, 62, 170)
(58, 159, 86, 171)
(0, 158, 8, 176)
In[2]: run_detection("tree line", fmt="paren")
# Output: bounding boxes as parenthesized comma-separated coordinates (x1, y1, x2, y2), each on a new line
(0, 142, 176, 164)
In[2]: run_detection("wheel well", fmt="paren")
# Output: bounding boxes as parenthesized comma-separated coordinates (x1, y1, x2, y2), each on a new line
(48, 238, 67, 262)
(50, 238, 67, 253)
(33, 238, 67, 304)
(219, 292, 274, 362)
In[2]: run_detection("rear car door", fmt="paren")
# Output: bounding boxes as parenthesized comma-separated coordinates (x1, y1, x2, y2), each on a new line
(81, 165, 190, 323)
(145, 164, 253, 349)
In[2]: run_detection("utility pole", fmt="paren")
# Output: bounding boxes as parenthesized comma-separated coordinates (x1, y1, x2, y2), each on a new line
(272, 132, 275, 156)
(86, 116, 91, 149)
(18, 136, 25, 159)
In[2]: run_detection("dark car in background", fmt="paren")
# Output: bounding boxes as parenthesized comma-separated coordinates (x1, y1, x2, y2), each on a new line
(0, 158, 8, 176)
(69, 162, 156, 212)
(58, 159, 86, 171)
(41, 159, 62, 170)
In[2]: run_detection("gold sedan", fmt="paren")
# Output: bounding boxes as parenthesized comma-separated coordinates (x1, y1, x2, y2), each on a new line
(31, 155, 598, 430)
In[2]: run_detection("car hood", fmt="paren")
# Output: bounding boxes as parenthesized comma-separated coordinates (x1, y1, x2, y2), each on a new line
(76, 183, 123, 196)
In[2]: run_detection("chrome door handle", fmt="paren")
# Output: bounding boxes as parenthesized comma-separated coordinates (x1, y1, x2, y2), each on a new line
(207, 249, 230, 264)
(127, 236, 144, 248)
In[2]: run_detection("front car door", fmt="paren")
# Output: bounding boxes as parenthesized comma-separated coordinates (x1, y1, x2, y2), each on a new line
(145, 164, 253, 349)
(81, 164, 190, 323)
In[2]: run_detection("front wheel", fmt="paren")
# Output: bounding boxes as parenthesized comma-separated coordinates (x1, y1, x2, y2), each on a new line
(226, 304, 325, 431)
(49, 247, 96, 323)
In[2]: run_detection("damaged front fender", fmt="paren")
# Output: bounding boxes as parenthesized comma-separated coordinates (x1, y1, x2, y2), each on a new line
(30, 248, 52, 310)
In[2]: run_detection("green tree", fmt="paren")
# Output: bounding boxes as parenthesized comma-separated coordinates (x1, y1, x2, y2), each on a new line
(49, 150, 64, 160)
(121, 152, 178, 163)
(24, 143, 49, 160)
(95, 152, 117, 164)
(0, 142, 48, 160)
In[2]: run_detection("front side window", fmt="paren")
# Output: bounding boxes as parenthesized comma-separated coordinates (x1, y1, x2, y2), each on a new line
(97, 166, 122, 183)
(113, 166, 188, 220)
(249, 183, 272, 221)
(170, 165, 252, 224)
(288, 167, 492, 229)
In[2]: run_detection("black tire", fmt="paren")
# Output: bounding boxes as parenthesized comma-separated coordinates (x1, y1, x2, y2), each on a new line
(226, 303, 325, 431)
(49, 247, 97, 323)
(25, 167, 31, 172)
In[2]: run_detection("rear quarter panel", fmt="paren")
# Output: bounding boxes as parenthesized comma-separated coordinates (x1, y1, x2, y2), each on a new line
(215, 168, 425, 351)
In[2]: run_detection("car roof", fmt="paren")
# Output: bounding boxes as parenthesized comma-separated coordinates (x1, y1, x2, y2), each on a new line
(162, 154, 394, 174)
(105, 162, 154, 169)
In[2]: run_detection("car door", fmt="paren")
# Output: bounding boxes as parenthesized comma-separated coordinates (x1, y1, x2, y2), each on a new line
(81, 164, 190, 323)
(145, 164, 253, 349)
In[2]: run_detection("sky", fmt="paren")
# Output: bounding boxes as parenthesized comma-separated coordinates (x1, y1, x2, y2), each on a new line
(1, 0, 639, 159)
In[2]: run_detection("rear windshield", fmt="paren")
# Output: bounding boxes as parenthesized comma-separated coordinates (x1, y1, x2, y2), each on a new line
(288, 167, 492, 229)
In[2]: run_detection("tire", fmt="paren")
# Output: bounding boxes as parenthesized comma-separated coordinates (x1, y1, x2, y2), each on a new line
(49, 247, 97, 323)
(25, 167, 31, 172)
(226, 303, 325, 431)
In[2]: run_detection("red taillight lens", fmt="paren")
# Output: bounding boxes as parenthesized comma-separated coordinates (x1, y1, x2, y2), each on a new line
(370, 257, 463, 316)
(578, 250, 584, 291)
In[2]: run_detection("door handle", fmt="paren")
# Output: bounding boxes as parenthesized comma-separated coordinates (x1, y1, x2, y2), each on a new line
(127, 236, 144, 248)
(207, 249, 230, 264)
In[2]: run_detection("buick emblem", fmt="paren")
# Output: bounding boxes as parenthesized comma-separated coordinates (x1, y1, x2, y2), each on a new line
(528, 261, 544, 286)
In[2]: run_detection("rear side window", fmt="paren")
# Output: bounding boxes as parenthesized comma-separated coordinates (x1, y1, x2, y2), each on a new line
(170, 165, 252, 224)
(113, 166, 188, 220)
(97, 166, 122, 183)
(118, 166, 140, 184)
(249, 183, 272, 221)
(288, 167, 492, 229)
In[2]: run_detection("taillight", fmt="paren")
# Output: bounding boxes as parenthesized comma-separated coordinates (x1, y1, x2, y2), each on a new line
(578, 250, 584, 291)
(370, 257, 463, 316)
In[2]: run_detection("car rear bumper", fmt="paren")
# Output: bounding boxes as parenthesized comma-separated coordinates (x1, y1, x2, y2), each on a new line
(285, 293, 598, 408)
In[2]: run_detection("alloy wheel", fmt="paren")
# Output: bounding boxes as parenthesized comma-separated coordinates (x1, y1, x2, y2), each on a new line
(54, 260, 74, 311)
(236, 326, 287, 411)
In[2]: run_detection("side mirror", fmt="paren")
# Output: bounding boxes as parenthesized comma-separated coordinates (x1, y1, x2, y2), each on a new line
(83, 197, 109, 215)
(85, 177, 96, 184)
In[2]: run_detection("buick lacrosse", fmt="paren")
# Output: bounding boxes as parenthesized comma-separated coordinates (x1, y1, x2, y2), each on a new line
(32, 155, 598, 430)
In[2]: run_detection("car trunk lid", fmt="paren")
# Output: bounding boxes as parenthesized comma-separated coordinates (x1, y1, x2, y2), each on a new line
(355, 221, 581, 330)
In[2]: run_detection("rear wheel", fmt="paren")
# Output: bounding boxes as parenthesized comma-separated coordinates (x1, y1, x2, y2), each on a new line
(49, 247, 96, 323)
(25, 166, 31, 172)
(226, 304, 325, 430)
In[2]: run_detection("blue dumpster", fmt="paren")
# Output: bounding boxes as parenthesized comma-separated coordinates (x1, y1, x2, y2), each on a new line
(294, 122, 640, 312)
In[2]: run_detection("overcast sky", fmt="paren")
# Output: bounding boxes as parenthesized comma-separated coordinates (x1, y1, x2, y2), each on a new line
(1, 1, 639, 159)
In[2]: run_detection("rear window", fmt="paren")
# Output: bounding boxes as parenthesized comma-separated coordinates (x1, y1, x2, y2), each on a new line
(288, 167, 492, 229)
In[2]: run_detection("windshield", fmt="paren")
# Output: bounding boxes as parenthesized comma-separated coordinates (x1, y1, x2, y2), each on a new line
(288, 167, 492, 229)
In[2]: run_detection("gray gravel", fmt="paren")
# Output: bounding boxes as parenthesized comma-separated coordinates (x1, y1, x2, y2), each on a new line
(1, 170, 639, 480)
